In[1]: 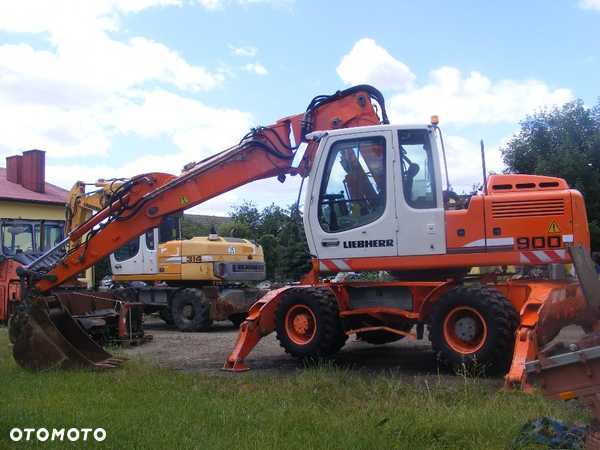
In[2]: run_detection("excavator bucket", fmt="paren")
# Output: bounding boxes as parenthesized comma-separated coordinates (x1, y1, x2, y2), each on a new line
(525, 245, 600, 448)
(11, 290, 125, 371)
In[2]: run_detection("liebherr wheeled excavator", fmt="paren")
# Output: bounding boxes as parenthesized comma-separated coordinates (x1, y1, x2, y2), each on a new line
(8, 85, 594, 387)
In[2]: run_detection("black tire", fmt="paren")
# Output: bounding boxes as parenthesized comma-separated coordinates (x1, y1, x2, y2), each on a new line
(428, 285, 519, 370)
(159, 307, 175, 325)
(172, 288, 213, 332)
(229, 313, 247, 328)
(356, 324, 413, 345)
(274, 287, 348, 359)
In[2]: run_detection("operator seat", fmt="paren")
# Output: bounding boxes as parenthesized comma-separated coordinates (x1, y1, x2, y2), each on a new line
(404, 162, 420, 198)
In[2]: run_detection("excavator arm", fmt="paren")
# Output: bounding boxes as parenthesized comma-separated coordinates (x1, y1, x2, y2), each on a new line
(65, 180, 124, 249)
(11, 85, 387, 370)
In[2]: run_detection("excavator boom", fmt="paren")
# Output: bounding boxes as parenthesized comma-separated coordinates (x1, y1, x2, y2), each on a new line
(10, 85, 386, 370)
(35, 85, 385, 294)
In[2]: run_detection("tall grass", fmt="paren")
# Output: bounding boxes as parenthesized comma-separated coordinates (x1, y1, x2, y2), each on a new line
(0, 327, 591, 449)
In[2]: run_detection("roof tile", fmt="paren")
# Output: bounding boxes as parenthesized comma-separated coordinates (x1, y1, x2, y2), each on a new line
(0, 167, 68, 205)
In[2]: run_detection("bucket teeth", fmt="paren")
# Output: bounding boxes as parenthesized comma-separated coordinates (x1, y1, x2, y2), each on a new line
(13, 300, 121, 372)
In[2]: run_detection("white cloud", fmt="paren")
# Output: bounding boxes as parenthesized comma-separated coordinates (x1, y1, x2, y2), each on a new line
(229, 44, 258, 57)
(0, 1, 181, 34)
(440, 135, 508, 194)
(0, 2, 224, 102)
(0, 1, 230, 164)
(106, 88, 252, 138)
(579, 0, 600, 11)
(0, 100, 111, 158)
(336, 38, 416, 91)
(195, 0, 294, 10)
(387, 66, 573, 126)
(337, 40, 573, 128)
(0, 37, 223, 108)
(335, 39, 577, 196)
(38, 88, 254, 190)
(242, 62, 268, 75)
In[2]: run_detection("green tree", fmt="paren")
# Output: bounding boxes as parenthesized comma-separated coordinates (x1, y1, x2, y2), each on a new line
(258, 234, 278, 279)
(500, 98, 600, 250)
(180, 216, 210, 239)
(229, 201, 260, 228)
(276, 204, 312, 280)
(217, 221, 252, 239)
(257, 204, 288, 237)
(228, 201, 312, 280)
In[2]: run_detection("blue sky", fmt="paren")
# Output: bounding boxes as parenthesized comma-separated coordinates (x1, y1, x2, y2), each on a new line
(1, 0, 598, 216)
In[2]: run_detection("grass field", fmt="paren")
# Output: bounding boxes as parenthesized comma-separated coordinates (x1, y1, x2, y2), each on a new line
(0, 327, 592, 449)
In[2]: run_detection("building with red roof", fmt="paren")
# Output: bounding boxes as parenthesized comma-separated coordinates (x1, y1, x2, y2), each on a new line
(1, 150, 68, 220)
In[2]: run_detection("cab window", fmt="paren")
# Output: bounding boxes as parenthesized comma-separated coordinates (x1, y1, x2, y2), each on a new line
(2, 223, 34, 254)
(399, 129, 436, 208)
(145, 230, 155, 250)
(35, 223, 65, 251)
(160, 217, 181, 243)
(113, 238, 140, 262)
(319, 137, 386, 232)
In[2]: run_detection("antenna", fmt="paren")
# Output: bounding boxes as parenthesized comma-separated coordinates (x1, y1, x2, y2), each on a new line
(480, 140, 488, 195)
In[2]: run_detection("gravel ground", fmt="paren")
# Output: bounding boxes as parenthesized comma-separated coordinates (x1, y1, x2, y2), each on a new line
(124, 318, 441, 375)
(122, 315, 587, 387)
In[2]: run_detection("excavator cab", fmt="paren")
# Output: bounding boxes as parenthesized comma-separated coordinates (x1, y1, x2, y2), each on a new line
(1, 219, 65, 258)
(1, 219, 67, 323)
(2, 218, 142, 371)
(305, 125, 446, 261)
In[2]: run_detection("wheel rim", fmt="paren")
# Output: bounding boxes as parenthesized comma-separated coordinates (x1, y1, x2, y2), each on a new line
(442, 306, 487, 354)
(285, 304, 317, 345)
(182, 303, 195, 320)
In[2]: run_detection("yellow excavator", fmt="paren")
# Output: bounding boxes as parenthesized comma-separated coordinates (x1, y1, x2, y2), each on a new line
(68, 183, 268, 331)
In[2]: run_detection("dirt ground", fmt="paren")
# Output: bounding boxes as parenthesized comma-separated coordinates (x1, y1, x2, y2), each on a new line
(123, 317, 586, 386)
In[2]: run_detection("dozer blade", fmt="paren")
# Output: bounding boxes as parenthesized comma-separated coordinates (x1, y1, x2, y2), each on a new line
(12, 293, 124, 371)
(523, 244, 600, 448)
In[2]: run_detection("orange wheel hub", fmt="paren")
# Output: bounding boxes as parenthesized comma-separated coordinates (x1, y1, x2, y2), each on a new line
(442, 306, 487, 354)
(285, 305, 317, 345)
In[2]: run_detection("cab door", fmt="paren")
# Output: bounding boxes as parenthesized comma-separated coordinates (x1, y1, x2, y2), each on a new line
(305, 129, 397, 260)
(111, 229, 159, 275)
(141, 229, 158, 274)
(393, 127, 446, 256)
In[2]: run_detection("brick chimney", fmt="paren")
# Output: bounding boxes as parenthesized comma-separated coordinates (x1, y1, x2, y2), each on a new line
(6, 155, 23, 184)
(5, 150, 46, 193)
(22, 150, 46, 193)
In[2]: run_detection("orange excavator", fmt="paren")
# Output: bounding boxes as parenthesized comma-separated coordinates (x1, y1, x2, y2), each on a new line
(8, 85, 594, 388)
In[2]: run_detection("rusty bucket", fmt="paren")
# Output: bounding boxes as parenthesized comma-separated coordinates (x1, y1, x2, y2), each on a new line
(11, 290, 124, 371)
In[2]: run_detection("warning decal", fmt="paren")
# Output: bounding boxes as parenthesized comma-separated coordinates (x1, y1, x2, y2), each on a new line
(547, 221, 561, 233)
(180, 194, 190, 206)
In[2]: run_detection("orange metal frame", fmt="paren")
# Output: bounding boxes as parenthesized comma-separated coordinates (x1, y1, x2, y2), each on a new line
(223, 276, 589, 389)
(0, 257, 21, 321)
